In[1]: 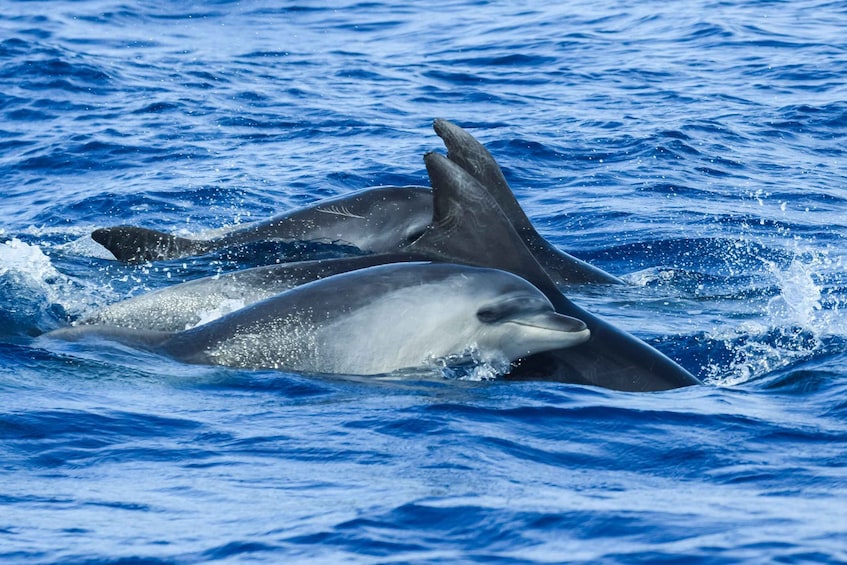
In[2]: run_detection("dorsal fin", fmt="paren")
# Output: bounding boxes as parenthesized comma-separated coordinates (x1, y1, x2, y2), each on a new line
(91, 226, 205, 263)
(409, 152, 563, 304)
(433, 118, 538, 236)
(433, 119, 624, 285)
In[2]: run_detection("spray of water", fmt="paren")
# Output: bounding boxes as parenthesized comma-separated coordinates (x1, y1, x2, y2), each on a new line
(429, 345, 513, 382)
(0, 238, 112, 326)
(705, 245, 844, 386)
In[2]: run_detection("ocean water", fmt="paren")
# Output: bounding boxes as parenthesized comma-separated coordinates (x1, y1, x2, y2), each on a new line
(2, 0, 846, 562)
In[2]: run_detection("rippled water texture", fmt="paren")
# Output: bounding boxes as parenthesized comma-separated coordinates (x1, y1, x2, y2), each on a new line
(1, 1, 846, 563)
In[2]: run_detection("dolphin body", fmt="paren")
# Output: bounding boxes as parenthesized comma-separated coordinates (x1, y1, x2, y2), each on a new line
(91, 124, 621, 286)
(420, 151, 701, 392)
(82, 118, 617, 332)
(82, 253, 419, 331)
(91, 186, 433, 263)
(77, 121, 701, 392)
(48, 263, 590, 376)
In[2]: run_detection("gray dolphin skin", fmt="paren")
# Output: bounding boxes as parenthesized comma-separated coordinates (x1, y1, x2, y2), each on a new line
(50, 263, 590, 376)
(420, 152, 701, 392)
(75, 119, 701, 391)
(91, 186, 433, 263)
(90, 121, 620, 286)
(82, 254, 419, 331)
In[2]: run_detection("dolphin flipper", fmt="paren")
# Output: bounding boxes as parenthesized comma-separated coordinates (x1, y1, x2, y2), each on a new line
(91, 226, 207, 263)
(433, 118, 623, 285)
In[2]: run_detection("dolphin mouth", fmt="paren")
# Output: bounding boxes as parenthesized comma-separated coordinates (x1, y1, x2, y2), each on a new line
(508, 312, 589, 340)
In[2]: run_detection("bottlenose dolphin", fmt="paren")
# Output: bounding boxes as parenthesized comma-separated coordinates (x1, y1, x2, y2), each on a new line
(91, 186, 433, 263)
(80, 118, 617, 332)
(420, 152, 701, 392)
(48, 263, 590, 376)
(90, 121, 620, 286)
(77, 138, 701, 391)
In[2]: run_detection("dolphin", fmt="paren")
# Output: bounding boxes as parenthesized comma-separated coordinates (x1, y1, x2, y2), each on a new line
(91, 186, 433, 263)
(47, 263, 590, 376)
(90, 121, 620, 286)
(79, 121, 618, 331)
(76, 142, 701, 391)
(419, 152, 701, 392)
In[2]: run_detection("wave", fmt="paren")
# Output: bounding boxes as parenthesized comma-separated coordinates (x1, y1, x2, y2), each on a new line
(1, 0, 846, 562)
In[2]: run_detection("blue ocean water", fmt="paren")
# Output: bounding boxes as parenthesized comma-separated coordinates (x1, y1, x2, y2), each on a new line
(1, 0, 846, 562)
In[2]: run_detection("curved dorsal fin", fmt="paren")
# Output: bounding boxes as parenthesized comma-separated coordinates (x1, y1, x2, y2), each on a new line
(433, 118, 538, 236)
(409, 152, 562, 304)
(433, 119, 624, 285)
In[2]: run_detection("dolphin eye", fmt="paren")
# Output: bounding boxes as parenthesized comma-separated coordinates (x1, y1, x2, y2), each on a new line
(476, 305, 506, 323)
(477, 296, 543, 323)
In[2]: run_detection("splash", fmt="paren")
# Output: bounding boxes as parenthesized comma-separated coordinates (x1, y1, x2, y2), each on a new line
(766, 258, 823, 329)
(705, 248, 845, 386)
(766, 254, 846, 338)
(190, 298, 247, 329)
(429, 346, 513, 381)
(0, 238, 108, 329)
(0, 238, 61, 282)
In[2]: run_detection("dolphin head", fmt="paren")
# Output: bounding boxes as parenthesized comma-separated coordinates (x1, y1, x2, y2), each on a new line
(395, 266, 590, 368)
(297, 263, 589, 376)
(370, 265, 591, 373)
(472, 285, 590, 363)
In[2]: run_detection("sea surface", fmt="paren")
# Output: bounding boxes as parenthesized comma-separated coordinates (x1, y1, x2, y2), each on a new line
(1, 0, 846, 562)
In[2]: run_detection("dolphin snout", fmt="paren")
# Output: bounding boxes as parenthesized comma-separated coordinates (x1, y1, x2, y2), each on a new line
(508, 312, 590, 346)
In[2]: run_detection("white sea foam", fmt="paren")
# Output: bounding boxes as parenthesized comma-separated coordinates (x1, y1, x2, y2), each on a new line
(59, 234, 118, 260)
(765, 254, 844, 336)
(0, 238, 109, 319)
(429, 345, 512, 381)
(0, 238, 62, 282)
